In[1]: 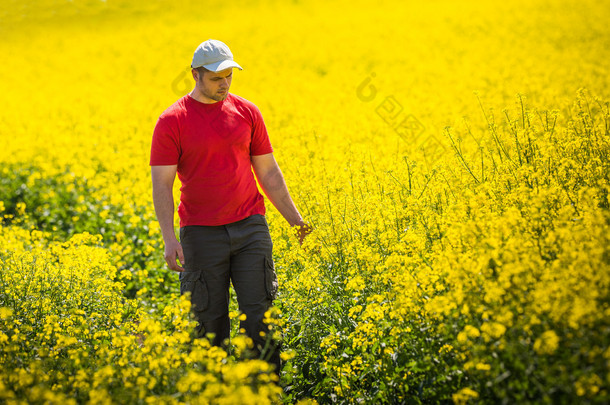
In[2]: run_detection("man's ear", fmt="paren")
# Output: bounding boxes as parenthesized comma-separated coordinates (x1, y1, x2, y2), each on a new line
(191, 68, 199, 82)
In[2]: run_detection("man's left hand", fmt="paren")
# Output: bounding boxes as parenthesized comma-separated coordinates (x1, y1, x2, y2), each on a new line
(295, 223, 313, 246)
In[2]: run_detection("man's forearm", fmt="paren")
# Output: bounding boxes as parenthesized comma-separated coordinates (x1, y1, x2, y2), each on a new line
(152, 185, 178, 242)
(259, 167, 305, 227)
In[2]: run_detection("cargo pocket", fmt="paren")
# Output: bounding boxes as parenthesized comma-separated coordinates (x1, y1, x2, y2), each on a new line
(264, 256, 279, 300)
(179, 270, 209, 312)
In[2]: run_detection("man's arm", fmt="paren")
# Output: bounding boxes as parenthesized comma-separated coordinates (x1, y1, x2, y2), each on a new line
(151, 165, 184, 272)
(251, 153, 312, 244)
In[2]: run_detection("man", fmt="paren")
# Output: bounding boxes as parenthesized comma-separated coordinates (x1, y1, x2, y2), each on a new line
(150, 39, 310, 373)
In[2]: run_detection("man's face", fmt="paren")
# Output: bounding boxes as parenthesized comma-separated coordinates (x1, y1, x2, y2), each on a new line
(194, 67, 233, 103)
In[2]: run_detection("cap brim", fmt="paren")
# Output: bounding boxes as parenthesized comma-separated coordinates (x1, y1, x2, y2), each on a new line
(200, 60, 243, 72)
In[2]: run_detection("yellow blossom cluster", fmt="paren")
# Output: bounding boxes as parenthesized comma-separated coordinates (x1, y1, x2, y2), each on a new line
(0, 224, 282, 403)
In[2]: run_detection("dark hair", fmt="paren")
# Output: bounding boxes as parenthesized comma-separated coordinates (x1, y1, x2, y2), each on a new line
(194, 66, 211, 78)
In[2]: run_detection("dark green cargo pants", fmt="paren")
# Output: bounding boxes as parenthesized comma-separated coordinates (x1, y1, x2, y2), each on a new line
(179, 214, 280, 371)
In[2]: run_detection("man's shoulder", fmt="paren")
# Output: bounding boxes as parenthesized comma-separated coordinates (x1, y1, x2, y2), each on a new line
(228, 93, 260, 111)
(228, 94, 265, 125)
(158, 95, 189, 120)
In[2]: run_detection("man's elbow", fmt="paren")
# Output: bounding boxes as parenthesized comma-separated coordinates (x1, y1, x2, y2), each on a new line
(152, 181, 174, 199)
(261, 167, 285, 192)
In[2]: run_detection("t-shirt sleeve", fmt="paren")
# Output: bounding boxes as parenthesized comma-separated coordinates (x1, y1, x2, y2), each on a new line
(150, 114, 181, 166)
(250, 105, 274, 156)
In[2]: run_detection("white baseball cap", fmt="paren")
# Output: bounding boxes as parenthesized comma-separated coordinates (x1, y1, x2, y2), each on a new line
(191, 39, 243, 72)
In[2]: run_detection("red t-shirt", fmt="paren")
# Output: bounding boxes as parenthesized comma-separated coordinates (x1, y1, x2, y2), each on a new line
(150, 93, 273, 226)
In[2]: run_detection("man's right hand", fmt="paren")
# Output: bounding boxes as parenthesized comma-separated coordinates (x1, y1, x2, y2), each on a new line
(164, 239, 185, 272)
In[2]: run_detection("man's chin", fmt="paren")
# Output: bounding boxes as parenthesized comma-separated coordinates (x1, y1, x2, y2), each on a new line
(208, 94, 227, 102)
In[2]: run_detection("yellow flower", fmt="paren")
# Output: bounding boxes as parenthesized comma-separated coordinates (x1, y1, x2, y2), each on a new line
(452, 387, 479, 405)
(457, 325, 481, 344)
(481, 322, 507, 341)
(533, 330, 560, 355)
(0, 307, 13, 320)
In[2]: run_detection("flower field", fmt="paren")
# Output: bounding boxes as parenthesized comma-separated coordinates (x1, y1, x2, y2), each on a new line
(1, 0, 609, 403)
